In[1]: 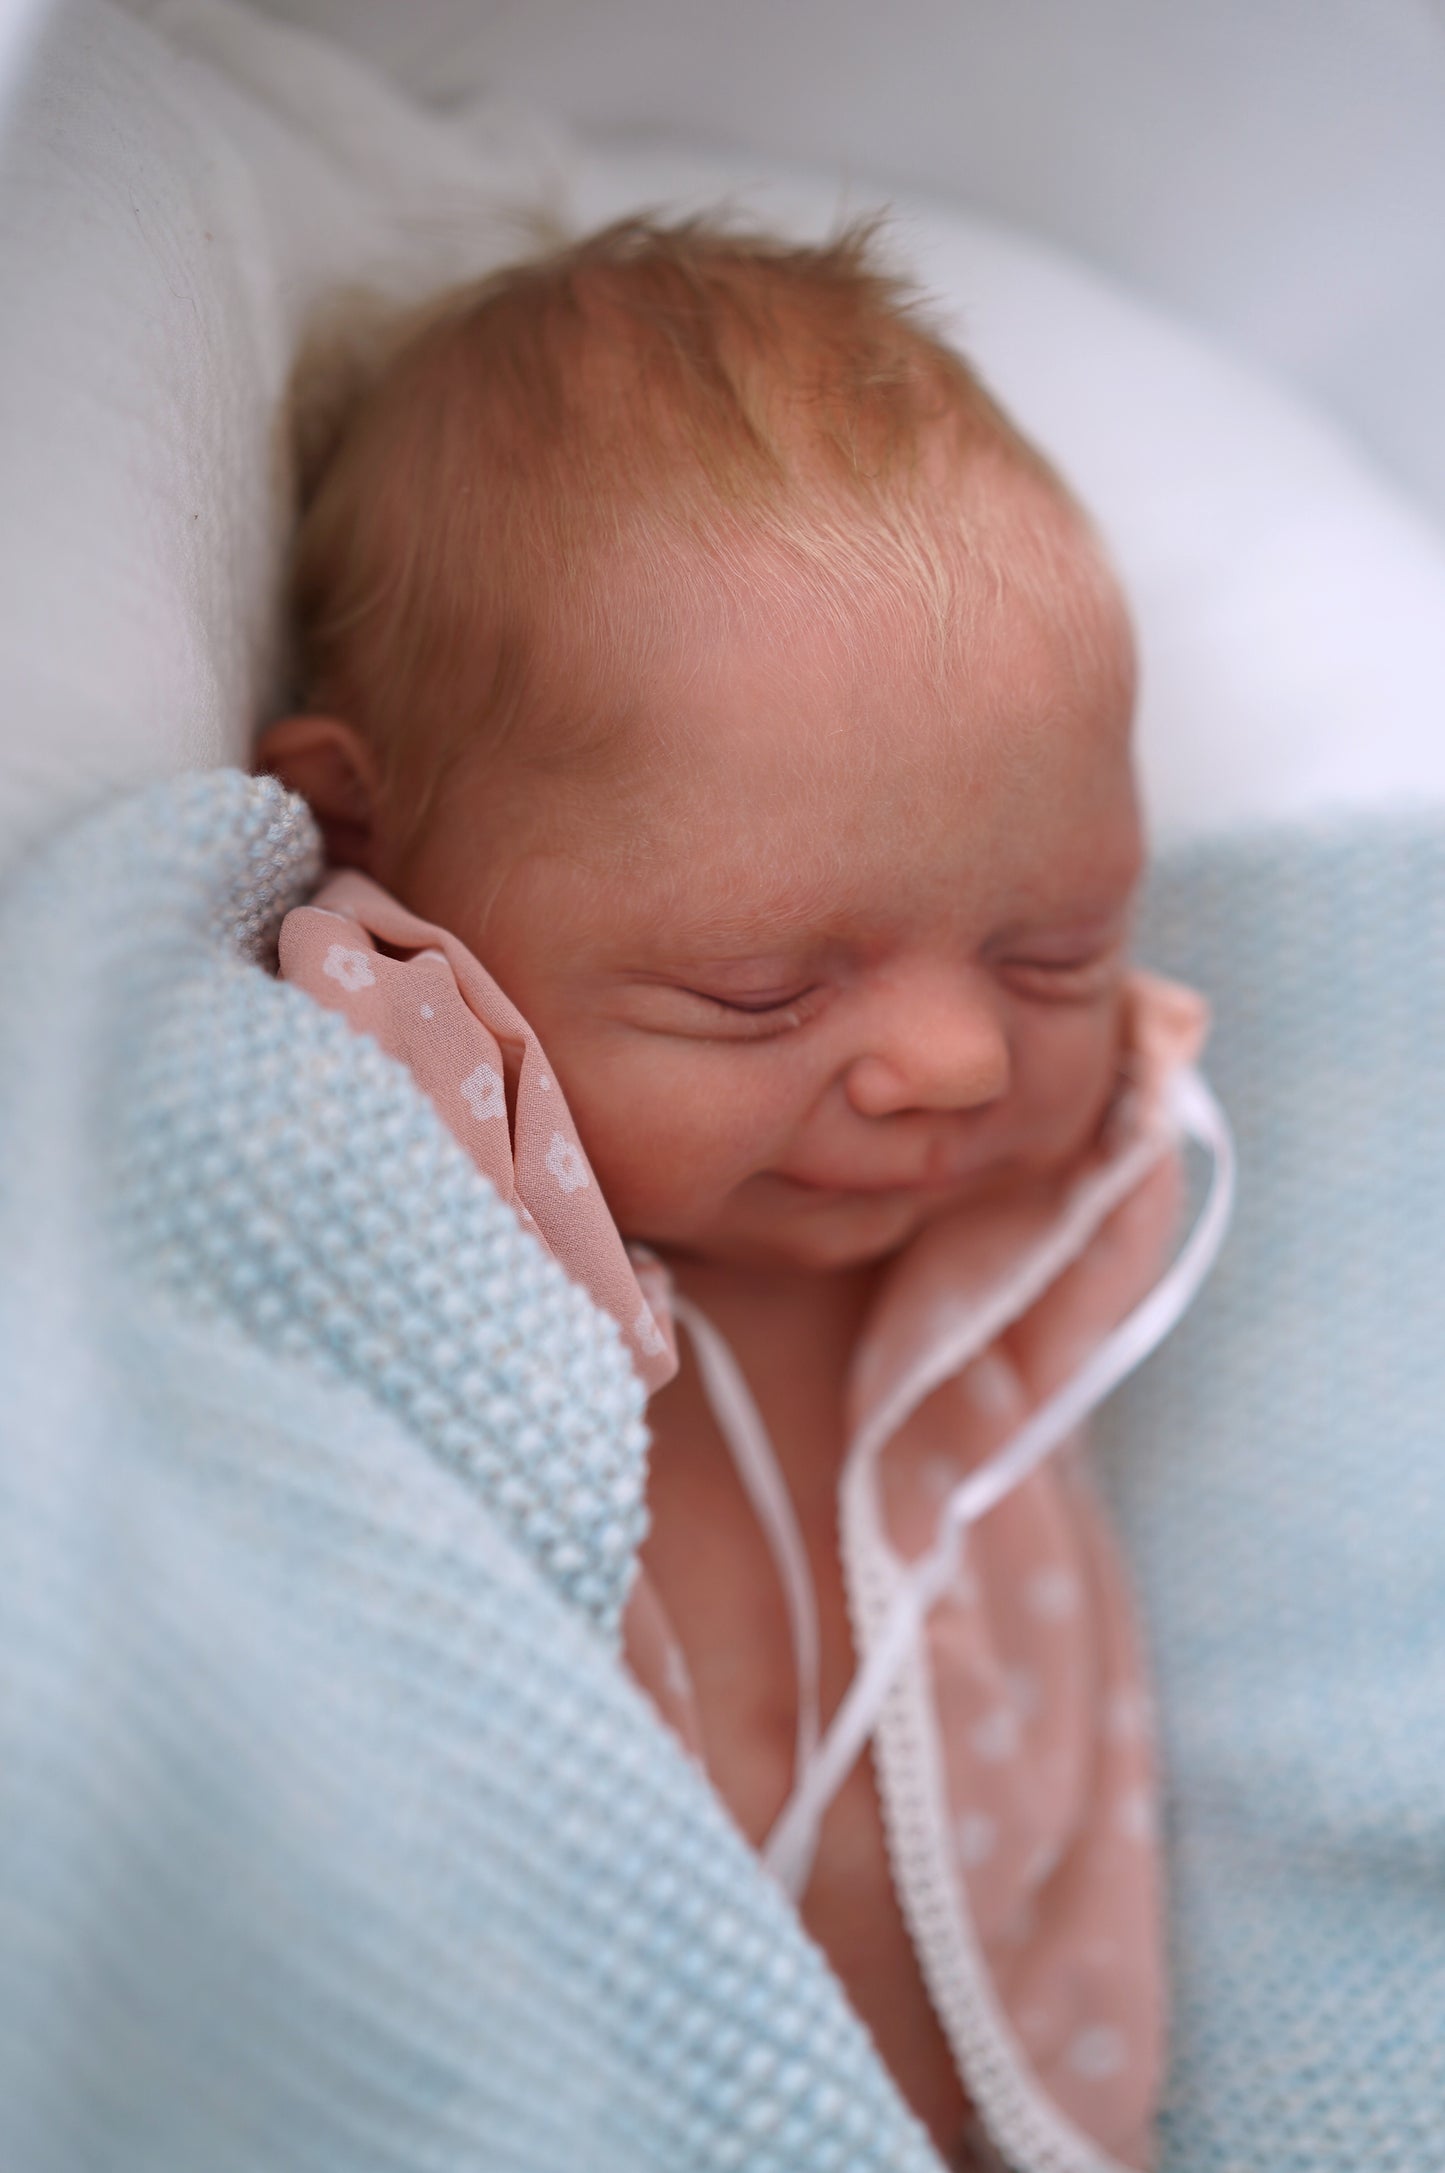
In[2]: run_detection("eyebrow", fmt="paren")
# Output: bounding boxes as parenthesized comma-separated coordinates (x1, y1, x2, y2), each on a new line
(617, 935, 835, 990)
(661, 918, 831, 958)
(610, 859, 1139, 967)
(622, 873, 857, 958)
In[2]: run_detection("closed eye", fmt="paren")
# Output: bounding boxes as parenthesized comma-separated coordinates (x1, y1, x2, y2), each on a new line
(999, 950, 1122, 1000)
(693, 989, 813, 1013)
(682, 986, 823, 1035)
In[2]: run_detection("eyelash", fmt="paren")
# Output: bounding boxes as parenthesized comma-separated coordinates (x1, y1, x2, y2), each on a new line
(687, 988, 822, 1035)
(999, 952, 1119, 997)
(680, 948, 1119, 1038)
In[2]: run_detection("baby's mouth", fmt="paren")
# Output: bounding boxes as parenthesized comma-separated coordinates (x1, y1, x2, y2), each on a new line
(774, 1130, 1002, 1197)
(779, 1174, 940, 1196)
(773, 1159, 990, 1198)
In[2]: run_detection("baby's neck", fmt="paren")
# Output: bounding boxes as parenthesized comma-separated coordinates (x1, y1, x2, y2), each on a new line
(655, 1251, 885, 1478)
(660, 1248, 880, 1344)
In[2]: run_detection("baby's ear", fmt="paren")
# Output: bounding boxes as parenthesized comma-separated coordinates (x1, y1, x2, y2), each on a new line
(254, 715, 380, 871)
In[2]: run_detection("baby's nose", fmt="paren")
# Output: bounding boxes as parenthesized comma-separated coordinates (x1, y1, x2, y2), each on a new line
(843, 965, 1011, 1120)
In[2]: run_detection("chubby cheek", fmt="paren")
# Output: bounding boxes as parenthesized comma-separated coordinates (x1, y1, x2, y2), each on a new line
(541, 1029, 799, 1236)
(1008, 1001, 1125, 1165)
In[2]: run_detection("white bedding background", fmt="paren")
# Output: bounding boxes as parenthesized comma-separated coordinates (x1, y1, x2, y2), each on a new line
(245, 0, 1445, 546)
(2, 0, 1444, 875)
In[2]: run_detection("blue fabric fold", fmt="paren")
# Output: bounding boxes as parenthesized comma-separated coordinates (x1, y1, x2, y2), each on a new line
(1103, 819, 1445, 2172)
(0, 771, 943, 2173)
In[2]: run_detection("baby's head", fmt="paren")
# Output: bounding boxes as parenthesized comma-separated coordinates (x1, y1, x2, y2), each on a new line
(261, 217, 1142, 1275)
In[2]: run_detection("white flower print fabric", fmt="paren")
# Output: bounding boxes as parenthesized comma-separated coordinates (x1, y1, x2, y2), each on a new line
(826, 973, 1207, 2172)
(279, 871, 678, 1392)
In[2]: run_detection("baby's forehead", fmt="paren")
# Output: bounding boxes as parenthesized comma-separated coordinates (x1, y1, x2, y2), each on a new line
(491, 444, 1136, 938)
(597, 475, 1129, 751)
(546, 611, 1137, 946)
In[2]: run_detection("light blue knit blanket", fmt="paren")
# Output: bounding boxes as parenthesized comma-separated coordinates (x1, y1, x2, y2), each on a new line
(2, 771, 1442, 2173)
(0, 772, 944, 2173)
(1106, 819, 1445, 2171)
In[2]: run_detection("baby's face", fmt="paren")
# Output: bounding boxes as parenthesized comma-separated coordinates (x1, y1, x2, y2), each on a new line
(384, 469, 1143, 1274)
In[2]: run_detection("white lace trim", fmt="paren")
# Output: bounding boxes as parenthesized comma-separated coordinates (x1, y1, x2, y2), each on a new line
(843, 1518, 1135, 2173)
(685, 1074, 1234, 2173)
(833, 1088, 1230, 2172)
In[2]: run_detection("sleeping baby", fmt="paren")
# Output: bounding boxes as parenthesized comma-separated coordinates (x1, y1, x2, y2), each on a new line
(259, 216, 1215, 2173)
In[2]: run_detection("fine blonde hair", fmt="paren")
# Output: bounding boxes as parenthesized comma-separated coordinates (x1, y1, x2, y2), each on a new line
(286, 213, 1094, 839)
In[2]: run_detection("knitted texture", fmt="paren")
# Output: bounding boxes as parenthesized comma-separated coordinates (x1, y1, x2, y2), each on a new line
(5, 771, 1444, 2173)
(1099, 820, 1445, 2173)
(103, 773, 651, 1641)
(0, 772, 943, 2173)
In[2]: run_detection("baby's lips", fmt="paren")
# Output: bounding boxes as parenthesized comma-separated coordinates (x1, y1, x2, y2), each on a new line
(773, 1147, 997, 1195)
(774, 1168, 917, 1194)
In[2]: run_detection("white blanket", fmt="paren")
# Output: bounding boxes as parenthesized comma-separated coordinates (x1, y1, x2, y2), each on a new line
(3, 0, 1445, 876)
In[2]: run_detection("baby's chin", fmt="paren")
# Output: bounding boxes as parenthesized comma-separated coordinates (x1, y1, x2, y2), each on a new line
(636, 1180, 960, 1277)
(629, 1142, 1097, 1276)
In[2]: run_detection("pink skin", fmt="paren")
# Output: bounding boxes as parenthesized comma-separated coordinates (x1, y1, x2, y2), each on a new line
(263, 466, 1143, 1286)
(259, 461, 1143, 2157)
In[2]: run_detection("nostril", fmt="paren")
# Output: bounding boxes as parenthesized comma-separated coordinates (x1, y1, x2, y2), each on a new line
(844, 1052, 908, 1120)
(843, 981, 1011, 1120)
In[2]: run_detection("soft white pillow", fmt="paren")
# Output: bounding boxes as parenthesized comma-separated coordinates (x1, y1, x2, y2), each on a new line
(3, 0, 1443, 876)
(0, 0, 573, 875)
(0, 0, 282, 875)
